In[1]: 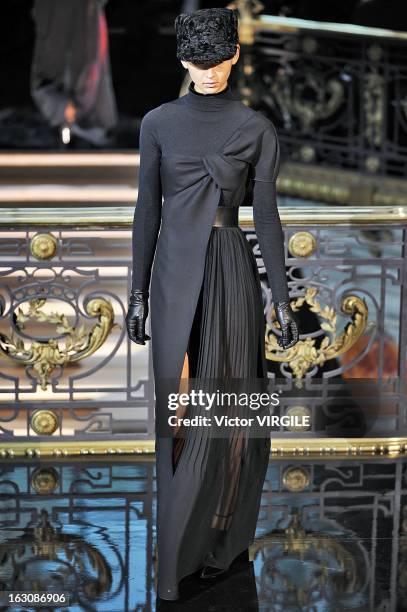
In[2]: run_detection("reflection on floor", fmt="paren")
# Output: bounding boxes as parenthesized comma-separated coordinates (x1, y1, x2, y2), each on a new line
(0, 457, 406, 611)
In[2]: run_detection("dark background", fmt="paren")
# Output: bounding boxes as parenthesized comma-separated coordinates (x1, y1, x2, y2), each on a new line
(1, 0, 406, 149)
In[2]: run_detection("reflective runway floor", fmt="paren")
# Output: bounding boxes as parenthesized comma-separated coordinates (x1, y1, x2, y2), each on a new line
(0, 457, 406, 611)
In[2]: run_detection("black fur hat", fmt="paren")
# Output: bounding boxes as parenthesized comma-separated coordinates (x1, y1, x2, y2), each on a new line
(175, 8, 239, 66)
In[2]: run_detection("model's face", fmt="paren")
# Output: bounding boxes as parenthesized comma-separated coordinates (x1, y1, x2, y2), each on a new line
(181, 45, 240, 95)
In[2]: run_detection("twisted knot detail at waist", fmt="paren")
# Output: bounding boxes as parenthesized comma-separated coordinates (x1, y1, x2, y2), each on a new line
(160, 115, 264, 201)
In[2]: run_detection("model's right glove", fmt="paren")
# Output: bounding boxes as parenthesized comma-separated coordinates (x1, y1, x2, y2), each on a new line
(125, 289, 151, 345)
(275, 300, 299, 349)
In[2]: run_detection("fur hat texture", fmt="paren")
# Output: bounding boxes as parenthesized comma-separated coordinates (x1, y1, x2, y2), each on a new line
(174, 8, 239, 66)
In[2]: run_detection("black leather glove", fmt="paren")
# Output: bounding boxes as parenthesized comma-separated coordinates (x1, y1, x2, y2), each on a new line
(275, 300, 299, 349)
(125, 289, 151, 345)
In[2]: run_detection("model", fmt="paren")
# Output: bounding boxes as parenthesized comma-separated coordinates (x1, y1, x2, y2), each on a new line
(126, 7, 299, 601)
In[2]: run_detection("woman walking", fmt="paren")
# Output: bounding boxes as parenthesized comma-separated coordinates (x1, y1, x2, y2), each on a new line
(126, 7, 299, 601)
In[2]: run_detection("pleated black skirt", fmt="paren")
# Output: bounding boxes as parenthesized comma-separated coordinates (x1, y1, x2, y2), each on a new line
(157, 225, 271, 601)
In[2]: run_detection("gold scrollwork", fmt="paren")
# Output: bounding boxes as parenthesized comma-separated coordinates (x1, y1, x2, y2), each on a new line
(288, 231, 317, 258)
(250, 512, 360, 593)
(0, 510, 113, 604)
(31, 409, 59, 435)
(0, 297, 117, 390)
(271, 71, 344, 133)
(266, 287, 369, 379)
(30, 233, 58, 260)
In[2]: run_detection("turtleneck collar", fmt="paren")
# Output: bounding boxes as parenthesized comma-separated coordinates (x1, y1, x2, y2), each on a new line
(183, 80, 237, 112)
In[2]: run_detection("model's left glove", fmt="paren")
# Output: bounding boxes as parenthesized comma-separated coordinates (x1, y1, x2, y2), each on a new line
(275, 300, 299, 349)
(125, 289, 151, 345)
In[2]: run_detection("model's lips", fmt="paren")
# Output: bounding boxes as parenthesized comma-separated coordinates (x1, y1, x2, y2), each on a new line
(204, 83, 218, 86)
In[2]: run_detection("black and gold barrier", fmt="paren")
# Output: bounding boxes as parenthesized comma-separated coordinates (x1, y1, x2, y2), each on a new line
(0, 204, 405, 458)
(223, 2, 407, 206)
(0, 456, 405, 608)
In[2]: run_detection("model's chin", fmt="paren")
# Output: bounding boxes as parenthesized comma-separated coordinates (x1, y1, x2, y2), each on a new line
(202, 83, 221, 93)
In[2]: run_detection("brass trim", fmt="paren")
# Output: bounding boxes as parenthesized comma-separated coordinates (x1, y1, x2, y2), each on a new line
(0, 205, 405, 228)
(229, 2, 407, 41)
(256, 14, 407, 41)
(0, 187, 138, 204)
(278, 162, 407, 206)
(0, 153, 139, 167)
(0, 438, 406, 459)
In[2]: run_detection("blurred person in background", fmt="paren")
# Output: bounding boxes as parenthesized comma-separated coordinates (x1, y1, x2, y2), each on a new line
(31, 0, 118, 146)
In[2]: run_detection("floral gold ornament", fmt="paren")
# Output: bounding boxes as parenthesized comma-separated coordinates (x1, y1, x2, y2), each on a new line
(0, 297, 117, 390)
(250, 512, 361, 597)
(31, 409, 59, 435)
(288, 231, 317, 258)
(282, 466, 310, 492)
(0, 510, 113, 607)
(266, 287, 369, 379)
(30, 233, 58, 260)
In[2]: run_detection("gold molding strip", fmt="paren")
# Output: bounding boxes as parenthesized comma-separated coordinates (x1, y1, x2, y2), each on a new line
(0, 205, 405, 228)
(0, 153, 139, 167)
(278, 163, 407, 206)
(0, 187, 138, 203)
(240, 205, 407, 226)
(0, 438, 406, 459)
(257, 14, 407, 41)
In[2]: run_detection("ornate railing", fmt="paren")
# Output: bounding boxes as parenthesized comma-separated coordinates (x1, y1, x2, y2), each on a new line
(226, 2, 407, 204)
(0, 204, 405, 458)
(0, 456, 405, 609)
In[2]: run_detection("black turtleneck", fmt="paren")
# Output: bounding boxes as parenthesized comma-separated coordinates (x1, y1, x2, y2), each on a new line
(184, 81, 238, 107)
(131, 80, 289, 303)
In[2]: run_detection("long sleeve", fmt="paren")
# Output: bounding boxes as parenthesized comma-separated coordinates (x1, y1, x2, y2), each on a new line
(131, 113, 162, 292)
(251, 122, 290, 303)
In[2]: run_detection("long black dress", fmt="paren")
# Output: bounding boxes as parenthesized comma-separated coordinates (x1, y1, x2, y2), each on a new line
(131, 82, 289, 600)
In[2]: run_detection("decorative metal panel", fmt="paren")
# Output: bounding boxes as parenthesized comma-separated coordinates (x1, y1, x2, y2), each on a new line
(0, 457, 405, 609)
